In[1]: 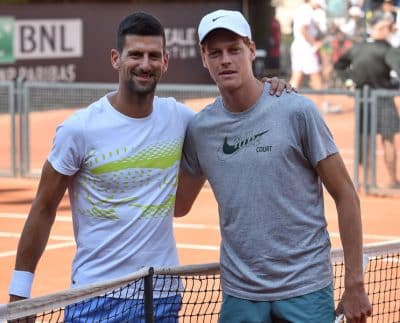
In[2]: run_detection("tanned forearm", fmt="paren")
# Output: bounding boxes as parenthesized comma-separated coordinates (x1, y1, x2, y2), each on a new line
(317, 153, 371, 320)
(15, 203, 57, 272)
(336, 187, 364, 288)
(14, 161, 69, 273)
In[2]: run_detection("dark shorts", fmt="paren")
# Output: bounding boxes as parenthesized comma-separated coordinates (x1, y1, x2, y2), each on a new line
(219, 285, 334, 323)
(359, 96, 399, 139)
(64, 294, 182, 323)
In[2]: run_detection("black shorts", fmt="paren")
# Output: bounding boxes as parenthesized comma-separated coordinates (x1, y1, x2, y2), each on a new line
(359, 96, 399, 139)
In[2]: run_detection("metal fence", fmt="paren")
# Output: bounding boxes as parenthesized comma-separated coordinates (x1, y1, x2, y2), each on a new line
(19, 82, 118, 176)
(0, 81, 399, 196)
(357, 86, 400, 195)
(0, 81, 16, 176)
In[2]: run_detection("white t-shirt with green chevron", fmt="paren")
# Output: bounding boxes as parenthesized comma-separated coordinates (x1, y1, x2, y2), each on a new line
(48, 93, 194, 287)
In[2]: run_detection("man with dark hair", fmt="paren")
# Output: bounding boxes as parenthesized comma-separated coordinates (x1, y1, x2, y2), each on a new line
(335, 10, 400, 188)
(8, 11, 290, 322)
(8, 12, 188, 322)
(116, 12, 166, 51)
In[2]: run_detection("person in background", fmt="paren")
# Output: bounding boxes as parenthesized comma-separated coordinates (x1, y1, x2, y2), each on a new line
(176, 9, 372, 322)
(289, 0, 327, 89)
(335, 10, 400, 189)
(340, 5, 366, 43)
(380, 0, 400, 47)
(265, 6, 281, 72)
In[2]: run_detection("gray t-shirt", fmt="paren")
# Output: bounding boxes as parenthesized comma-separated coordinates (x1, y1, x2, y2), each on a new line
(181, 84, 338, 301)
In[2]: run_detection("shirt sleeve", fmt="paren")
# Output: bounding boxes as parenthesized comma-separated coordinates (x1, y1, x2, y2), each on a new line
(47, 112, 86, 176)
(181, 118, 204, 177)
(176, 101, 196, 129)
(298, 99, 339, 168)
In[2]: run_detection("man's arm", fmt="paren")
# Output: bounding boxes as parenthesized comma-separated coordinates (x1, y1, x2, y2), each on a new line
(174, 168, 206, 217)
(385, 47, 400, 81)
(316, 153, 372, 322)
(9, 160, 70, 302)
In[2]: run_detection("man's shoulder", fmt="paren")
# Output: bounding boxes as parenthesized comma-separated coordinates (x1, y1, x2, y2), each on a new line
(271, 92, 322, 121)
(60, 95, 107, 129)
(184, 99, 219, 133)
(272, 91, 313, 109)
(155, 96, 193, 113)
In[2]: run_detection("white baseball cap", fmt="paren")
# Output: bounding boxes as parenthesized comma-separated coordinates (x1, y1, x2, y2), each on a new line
(198, 9, 252, 43)
(349, 6, 364, 17)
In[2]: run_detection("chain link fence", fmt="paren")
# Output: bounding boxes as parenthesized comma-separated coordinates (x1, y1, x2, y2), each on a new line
(0, 81, 16, 176)
(1, 81, 399, 196)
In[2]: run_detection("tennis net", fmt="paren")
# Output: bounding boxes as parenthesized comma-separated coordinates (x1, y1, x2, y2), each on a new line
(1, 241, 399, 322)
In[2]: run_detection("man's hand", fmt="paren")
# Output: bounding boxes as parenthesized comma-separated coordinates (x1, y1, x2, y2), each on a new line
(8, 295, 36, 323)
(262, 76, 296, 96)
(9, 294, 27, 302)
(336, 285, 372, 323)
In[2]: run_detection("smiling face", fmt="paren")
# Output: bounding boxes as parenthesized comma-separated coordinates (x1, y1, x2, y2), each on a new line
(111, 34, 169, 96)
(201, 29, 256, 92)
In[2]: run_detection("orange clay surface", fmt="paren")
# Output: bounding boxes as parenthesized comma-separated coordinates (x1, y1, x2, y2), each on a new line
(0, 94, 399, 303)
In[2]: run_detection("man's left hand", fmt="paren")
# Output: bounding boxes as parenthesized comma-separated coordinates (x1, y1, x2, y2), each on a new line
(262, 76, 296, 96)
(338, 285, 372, 323)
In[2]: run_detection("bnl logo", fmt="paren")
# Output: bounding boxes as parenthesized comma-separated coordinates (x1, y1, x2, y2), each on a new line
(0, 17, 82, 64)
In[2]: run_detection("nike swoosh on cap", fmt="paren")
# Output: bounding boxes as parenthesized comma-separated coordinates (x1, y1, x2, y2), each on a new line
(212, 15, 227, 22)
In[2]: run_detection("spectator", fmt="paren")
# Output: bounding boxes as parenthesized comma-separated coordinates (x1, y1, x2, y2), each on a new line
(266, 6, 281, 71)
(380, 0, 400, 47)
(335, 10, 400, 188)
(289, 0, 327, 89)
(340, 5, 366, 43)
(330, 25, 354, 88)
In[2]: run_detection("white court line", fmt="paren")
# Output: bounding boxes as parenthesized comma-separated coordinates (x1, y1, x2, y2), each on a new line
(174, 223, 220, 230)
(329, 232, 400, 241)
(1, 229, 399, 259)
(0, 232, 74, 241)
(0, 213, 72, 222)
(1, 212, 399, 240)
(3, 230, 399, 243)
(2, 210, 400, 240)
(0, 213, 221, 230)
(0, 242, 75, 258)
(177, 243, 219, 251)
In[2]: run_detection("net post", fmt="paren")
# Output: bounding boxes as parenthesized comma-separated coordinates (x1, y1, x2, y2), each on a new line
(144, 267, 154, 323)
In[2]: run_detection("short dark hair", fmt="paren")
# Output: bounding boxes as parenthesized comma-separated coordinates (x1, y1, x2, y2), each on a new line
(367, 10, 394, 27)
(117, 12, 166, 52)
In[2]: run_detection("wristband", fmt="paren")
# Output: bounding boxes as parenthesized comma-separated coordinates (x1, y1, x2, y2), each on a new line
(9, 270, 34, 298)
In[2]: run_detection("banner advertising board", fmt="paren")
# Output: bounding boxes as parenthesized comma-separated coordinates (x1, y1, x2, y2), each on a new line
(0, 2, 240, 84)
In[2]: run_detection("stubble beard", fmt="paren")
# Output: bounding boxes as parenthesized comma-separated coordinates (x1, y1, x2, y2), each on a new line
(126, 77, 157, 96)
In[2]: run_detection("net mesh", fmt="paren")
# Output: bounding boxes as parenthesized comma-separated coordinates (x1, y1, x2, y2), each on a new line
(1, 242, 399, 323)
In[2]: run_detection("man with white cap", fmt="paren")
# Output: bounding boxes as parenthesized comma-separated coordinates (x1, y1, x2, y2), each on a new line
(175, 9, 372, 323)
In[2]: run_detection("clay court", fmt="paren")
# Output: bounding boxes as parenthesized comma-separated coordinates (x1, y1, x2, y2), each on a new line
(0, 93, 399, 306)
